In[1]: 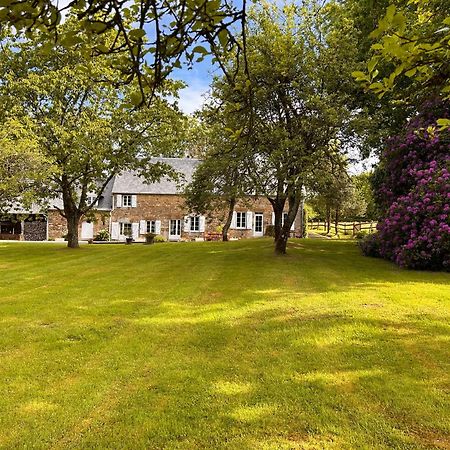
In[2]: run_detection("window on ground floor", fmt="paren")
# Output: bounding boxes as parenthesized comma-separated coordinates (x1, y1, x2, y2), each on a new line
(190, 215, 200, 232)
(146, 220, 156, 234)
(120, 222, 132, 236)
(236, 212, 247, 229)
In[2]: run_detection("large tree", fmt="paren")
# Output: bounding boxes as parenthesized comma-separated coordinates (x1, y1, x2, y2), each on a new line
(205, 1, 361, 254)
(0, 24, 184, 248)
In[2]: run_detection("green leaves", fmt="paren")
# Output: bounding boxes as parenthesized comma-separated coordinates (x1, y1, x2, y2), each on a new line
(0, 20, 185, 221)
(129, 91, 143, 106)
(436, 118, 450, 130)
(356, 2, 450, 104)
(0, 0, 245, 105)
(129, 28, 146, 41)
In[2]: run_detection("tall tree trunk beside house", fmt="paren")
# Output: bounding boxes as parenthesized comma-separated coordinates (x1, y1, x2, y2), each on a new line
(222, 197, 236, 241)
(60, 177, 86, 249)
(65, 211, 81, 248)
(274, 193, 301, 255)
(269, 196, 286, 243)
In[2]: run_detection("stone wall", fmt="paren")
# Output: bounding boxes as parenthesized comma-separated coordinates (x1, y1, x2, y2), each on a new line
(47, 210, 111, 241)
(46, 195, 303, 242)
(23, 220, 47, 241)
(110, 194, 300, 241)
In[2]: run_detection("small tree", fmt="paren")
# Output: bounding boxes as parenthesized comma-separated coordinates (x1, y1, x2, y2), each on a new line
(184, 119, 250, 241)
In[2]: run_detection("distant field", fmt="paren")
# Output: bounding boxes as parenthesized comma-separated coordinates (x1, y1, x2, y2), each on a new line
(0, 239, 449, 449)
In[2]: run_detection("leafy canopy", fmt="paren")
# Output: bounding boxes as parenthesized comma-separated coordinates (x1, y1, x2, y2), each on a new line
(0, 0, 248, 104)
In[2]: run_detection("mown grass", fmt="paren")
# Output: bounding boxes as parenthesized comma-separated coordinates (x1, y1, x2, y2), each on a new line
(0, 239, 449, 449)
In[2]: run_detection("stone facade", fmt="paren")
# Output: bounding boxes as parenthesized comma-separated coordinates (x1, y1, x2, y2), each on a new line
(46, 194, 302, 242)
(44, 158, 303, 242)
(47, 210, 110, 241)
(23, 220, 47, 241)
(109, 193, 299, 241)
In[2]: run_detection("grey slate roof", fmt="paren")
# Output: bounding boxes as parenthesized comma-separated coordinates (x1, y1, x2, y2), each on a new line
(6, 203, 46, 215)
(9, 158, 199, 213)
(48, 177, 114, 211)
(111, 157, 201, 194)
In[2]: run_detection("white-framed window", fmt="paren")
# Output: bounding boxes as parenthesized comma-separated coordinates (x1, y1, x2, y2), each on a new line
(86, 195, 97, 206)
(236, 212, 247, 229)
(120, 222, 132, 236)
(190, 215, 200, 232)
(146, 220, 156, 234)
(122, 195, 132, 207)
(282, 212, 288, 226)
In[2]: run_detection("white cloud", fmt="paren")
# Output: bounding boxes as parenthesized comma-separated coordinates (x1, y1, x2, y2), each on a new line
(52, 0, 72, 20)
(175, 80, 210, 115)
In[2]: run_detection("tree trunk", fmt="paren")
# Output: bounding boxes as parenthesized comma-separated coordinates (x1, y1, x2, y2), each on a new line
(270, 198, 285, 243)
(60, 176, 85, 249)
(326, 206, 331, 234)
(300, 205, 308, 238)
(66, 211, 81, 248)
(334, 208, 339, 235)
(274, 228, 289, 254)
(222, 197, 236, 242)
(274, 193, 301, 255)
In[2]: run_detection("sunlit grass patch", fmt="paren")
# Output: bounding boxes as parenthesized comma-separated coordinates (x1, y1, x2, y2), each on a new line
(0, 238, 448, 449)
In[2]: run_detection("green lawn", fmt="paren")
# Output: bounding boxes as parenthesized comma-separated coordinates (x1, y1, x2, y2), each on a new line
(0, 239, 449, 449)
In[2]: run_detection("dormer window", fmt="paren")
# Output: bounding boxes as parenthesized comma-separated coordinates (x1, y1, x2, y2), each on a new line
(86, 195, 97, 206)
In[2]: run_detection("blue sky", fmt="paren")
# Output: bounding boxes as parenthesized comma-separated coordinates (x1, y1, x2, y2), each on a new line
(171, 58, 216, 114)
(55, 0, 228, 114)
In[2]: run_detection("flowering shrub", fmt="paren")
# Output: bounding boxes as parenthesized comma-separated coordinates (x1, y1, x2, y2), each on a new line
(362, 102, 450, 271)
(358, 233, 380, 257)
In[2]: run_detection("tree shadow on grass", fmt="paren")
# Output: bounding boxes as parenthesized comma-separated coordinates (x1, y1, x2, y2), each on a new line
(91, 307, 450, 449)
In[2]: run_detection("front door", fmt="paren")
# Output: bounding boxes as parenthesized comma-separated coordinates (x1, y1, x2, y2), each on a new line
(169, 219, 181, 240)
(81, 221, 94, 240)
(254, 213, 264, 237)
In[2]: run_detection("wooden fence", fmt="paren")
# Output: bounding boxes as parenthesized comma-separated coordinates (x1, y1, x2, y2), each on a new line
(308, 220, 377, 235)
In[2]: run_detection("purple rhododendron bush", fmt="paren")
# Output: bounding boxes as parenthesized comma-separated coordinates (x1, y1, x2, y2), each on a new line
(361, 102, 450, 271)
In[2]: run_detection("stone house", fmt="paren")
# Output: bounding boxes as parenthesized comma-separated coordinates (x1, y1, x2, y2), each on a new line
(4, 158, 302, 241)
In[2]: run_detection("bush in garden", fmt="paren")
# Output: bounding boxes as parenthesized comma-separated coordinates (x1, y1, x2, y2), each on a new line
(265, 224, 275, 237)
(355, 230, 368, 240)
(358, 233, 380, 257)
(362, 101, 450, 271)
(95, 229, 110, 241)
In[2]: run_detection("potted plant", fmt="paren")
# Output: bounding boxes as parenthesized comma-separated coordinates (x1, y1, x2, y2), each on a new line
(145, 232, 156, 245)
(124, 229, 133, 245)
